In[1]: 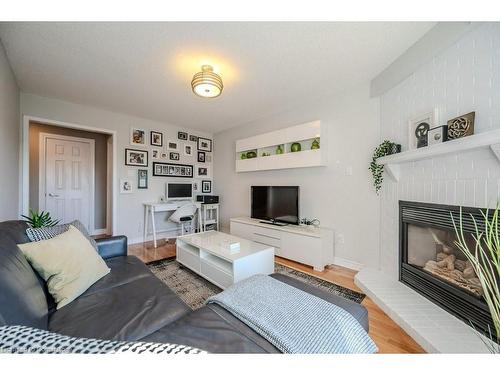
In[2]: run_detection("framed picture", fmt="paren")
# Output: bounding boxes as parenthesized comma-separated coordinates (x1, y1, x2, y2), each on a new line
(137, 169, 148, 189)
(197, 137, 212, 152)
(202, 180, 212, 193)
(167, 140, 178, 150)
(150, 131, 163, 147)
(195, 165, 211, 178)
(125, 148, 148, 167)
(178, 131, 188, 140)
(184, 144, 193, 156)
(408, 110, 438, 150)
(160, 151, 168, 159)
(197, 151, 206, 163)
(152, 162, 193, 178)
(192, 181, 199, 192)
(119, 178, 133, 194)
(447, 112, 475, 140)
(169, 152, 180, 161)
(130, 128, 146, 146)
(151, 148, 161, 160)
(189, 135, 198, 142)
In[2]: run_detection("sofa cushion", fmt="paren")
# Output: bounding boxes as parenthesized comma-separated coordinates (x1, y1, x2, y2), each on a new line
(0, 221, 48, 329)
(49, 272, 191, 341)
(142, 304, 280, 353)
(80, 256, 153, 297)
(18, 225, 111, 309)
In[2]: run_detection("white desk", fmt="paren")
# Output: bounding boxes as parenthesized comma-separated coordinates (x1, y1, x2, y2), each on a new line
(143, 201, 203, 248)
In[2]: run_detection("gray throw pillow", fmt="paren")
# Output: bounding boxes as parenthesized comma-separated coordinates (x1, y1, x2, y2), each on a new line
(26, 220, 99, 252)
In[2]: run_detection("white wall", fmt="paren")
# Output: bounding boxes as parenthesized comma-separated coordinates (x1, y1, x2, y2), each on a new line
(378, 23, 500, 279)
(20, 93, 213, 242)
(214, 83, 381, 269)
(0, 40, 19, 221)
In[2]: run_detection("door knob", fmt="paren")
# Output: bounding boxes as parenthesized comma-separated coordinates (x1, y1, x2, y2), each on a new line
(48, 193, 60, 197)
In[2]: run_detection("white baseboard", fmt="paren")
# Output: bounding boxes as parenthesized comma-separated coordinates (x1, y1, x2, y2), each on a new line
(92, 228, 109, 236)
(128, 228, 180, 245)
(332, 256, 364, 271)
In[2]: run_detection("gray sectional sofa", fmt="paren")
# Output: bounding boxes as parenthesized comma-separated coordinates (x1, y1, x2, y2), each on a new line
(0, 220, 369, 353)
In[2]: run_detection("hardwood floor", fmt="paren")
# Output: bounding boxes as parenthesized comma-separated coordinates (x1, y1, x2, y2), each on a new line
(128, 240, 425, 354)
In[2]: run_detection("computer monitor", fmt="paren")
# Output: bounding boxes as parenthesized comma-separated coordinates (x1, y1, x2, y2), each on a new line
(166, 182, 193, 200)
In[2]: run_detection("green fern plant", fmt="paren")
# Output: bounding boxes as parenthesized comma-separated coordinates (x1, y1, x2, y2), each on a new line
(369, 140, 396, 194)
(21, 209, 60, 228)
(452, 204, 500, 353)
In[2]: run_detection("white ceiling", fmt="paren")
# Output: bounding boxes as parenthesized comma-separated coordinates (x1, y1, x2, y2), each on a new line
(0, 22, 435, 133)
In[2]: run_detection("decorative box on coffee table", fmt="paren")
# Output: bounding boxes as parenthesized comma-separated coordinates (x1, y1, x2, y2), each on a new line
(176, 231, 275, 289)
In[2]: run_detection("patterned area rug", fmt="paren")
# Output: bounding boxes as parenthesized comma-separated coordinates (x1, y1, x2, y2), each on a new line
(147, 257, 365, 310)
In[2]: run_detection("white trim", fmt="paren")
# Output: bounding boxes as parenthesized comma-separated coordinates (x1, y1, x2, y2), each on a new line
(370, 22, 478, 97)
(39, 132, 96, 233)
(21, 115, 118, 235)
(377, 129, 500, 182)
(332, 256, 364, 271)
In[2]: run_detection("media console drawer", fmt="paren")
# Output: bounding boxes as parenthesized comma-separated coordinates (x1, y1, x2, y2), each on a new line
(230, 217, 334, 272)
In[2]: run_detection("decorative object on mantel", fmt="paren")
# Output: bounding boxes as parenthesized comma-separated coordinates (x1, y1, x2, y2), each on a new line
(240, 153, 247, 160)
(311, 138, 320, 150)
(290, 142, 301, 152)
(369, 140, 401, 194)
(408, 110, 438, 150)
(453, 204, 500, 353)
(427, 125, 448, 146)
(415, 122, 430, 148)
(276, 145, 284, 154)
(447, 112, 475, 140)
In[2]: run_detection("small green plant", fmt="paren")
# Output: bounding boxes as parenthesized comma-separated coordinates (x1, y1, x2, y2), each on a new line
(21, 209, 60, 228)
(453, 204, 500, 353)
(369, 140, 396, 194)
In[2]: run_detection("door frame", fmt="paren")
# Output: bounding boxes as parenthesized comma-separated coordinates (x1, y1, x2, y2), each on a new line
(39, 133, 96, 233)
(20, 115, 118, 235)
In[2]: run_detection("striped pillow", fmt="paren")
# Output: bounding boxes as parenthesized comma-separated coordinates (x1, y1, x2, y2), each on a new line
(26, 220, 99, 252)
(0, 325, 206, 354)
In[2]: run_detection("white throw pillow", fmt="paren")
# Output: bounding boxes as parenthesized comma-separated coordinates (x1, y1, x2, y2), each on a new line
(18, 225, 110, 309)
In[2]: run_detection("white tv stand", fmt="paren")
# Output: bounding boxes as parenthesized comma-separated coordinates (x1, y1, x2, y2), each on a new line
(230, 217, 334, 271)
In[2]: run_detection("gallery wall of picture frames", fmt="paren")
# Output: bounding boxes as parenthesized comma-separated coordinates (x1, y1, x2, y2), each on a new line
(125, 127, 213, 192)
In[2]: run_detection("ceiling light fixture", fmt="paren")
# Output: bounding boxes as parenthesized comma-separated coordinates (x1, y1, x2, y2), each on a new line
(191, 65, 223, 98)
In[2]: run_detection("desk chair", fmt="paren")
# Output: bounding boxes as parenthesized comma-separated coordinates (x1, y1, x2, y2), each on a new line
(169, 203, 197, 235)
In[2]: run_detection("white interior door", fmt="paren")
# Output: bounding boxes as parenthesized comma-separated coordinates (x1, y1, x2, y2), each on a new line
(40, 134, 95, 231)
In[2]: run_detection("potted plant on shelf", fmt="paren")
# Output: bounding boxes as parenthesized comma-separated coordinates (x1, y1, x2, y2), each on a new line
(453, 204, 500, 353)
(369, 140, 401, 194)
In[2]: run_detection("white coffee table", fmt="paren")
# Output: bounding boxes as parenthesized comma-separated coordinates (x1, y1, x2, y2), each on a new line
(176, 231, 275, 289)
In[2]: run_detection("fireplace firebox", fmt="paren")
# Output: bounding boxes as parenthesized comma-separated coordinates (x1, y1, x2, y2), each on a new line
(399, 201, 497, 340)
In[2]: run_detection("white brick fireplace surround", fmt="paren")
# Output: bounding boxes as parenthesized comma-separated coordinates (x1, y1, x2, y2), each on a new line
(356, 23, 500, 353)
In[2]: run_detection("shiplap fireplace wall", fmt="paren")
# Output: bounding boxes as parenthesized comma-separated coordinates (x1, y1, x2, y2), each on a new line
(378, 23, 500, 279)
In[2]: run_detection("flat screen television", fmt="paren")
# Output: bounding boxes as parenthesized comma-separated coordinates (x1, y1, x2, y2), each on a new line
(251, 186, 299, 225)
(166, 182, 193, 200)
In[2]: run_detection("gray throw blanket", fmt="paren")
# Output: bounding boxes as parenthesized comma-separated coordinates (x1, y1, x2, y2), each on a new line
(207, 275, 378, 354)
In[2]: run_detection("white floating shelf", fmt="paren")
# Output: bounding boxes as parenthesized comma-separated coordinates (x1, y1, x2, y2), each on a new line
(377, 129, 500, 182)
(235, 120, 327, 172)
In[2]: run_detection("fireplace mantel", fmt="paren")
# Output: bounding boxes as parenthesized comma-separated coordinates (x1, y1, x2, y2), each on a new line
(377, 129, 500, 181)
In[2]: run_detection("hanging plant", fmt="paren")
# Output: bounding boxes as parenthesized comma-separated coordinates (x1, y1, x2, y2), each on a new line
(369, 140, 397, 194)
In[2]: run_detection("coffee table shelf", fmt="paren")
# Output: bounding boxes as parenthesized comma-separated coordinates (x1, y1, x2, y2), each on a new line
(176, 231, 275, 289)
